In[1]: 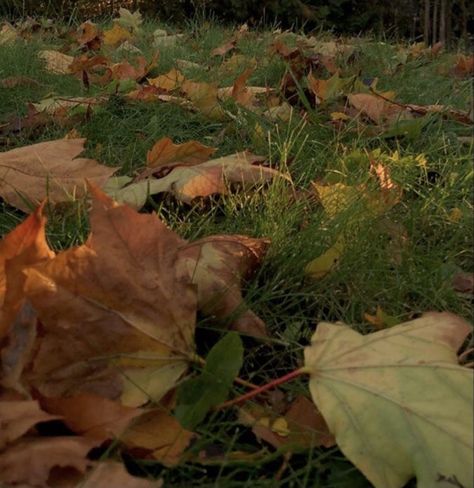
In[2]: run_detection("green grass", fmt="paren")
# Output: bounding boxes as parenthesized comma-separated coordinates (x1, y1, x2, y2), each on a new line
(0, 18, 473, 488)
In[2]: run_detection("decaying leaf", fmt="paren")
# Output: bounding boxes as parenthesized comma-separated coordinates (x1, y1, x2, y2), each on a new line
(79, 462, 163, 487)
(103, 22, 132, 47)
(0, 138, 117, 212)
(148, 68, 185, 92)
(304, 312, 474, 488)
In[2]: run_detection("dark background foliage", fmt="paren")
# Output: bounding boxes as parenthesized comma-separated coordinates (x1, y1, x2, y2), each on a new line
(2, 0, 473, 43)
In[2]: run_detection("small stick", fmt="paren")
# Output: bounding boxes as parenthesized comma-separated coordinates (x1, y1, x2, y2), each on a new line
(215, 367, 309, 410)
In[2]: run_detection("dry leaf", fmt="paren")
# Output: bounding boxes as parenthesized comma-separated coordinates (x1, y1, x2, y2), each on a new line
(0, 203, 54, 339)
(177, 235, 269, 337)
(348, 92, 405, 124)
(80, 462, 162, 488)
(40, 393, 142, 441)
(0, 23, 18, 45)
(304, 312, 474, 488)
(38, 50, 74, 75)
(0, 437, 97, 487)
(148, 68, 185, 92)
(146, 137, 216, 172)
(22, 186, 196, 400)
(103, 23, 132, 47)
(181, 80, 226, 120)
(121, 410, 195, 467)
(0, 400, 59, 449)
(0, 76, 40, 89)
(211, 39, 237, 57)
(0, 138, 117, 212)
(113, 152, 286, 207)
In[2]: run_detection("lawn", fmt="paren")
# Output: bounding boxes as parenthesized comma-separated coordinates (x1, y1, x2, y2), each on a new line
(0, 12, 473, 488)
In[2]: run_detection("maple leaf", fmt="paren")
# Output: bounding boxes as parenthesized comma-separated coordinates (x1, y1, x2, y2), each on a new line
(0, 203, 54, 339)
(146, 137, 216, 172)
(21, 186, 196, 402)
(177, 235, 270, 337)
(75, 21, 102, 51)
(304, 312, 474, 488)
(348, 92, 406, 125)
(112, 152, 287, 207)
(181, 80, 227, 120)
(0, 138, 116, 212)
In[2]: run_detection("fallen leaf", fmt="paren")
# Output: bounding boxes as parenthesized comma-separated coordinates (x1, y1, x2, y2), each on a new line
(0, 76, 40, 88)
(181, 80, 226, 120)
(0, 203, 54, 339)
(146, 137, 216, 172)
(177, 235, 269, 336)
(113, 152, 286, 207)
(103, 22, 132, 47)
(348, 92, 405, 125)
(38, 50, 74, 75)
(304, 238, 344, 280)
(40, 393, 142, 441)
(452, 271, 474, 295)
(304, 312, 474, 488)
(118, 8, 143, 33)
(211, 39, 237, 57)
(452, 54, 474, 78)
(0, 138, 117, 212)
(0, 23, 18, 45)
(0, 400, 59, 449)
(239, 395, 335, 450)
(0, 437, 97, 487)
(80, 462, 163, 488)
(148, 68, 185, 92)
(76, 21, 102, 50)
(364, 306, 400, 329)
(22, 186, 196, 400)
(121, 410, 195, 467)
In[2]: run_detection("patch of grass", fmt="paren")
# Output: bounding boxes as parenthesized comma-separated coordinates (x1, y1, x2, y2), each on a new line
(0, 19, 472, 488)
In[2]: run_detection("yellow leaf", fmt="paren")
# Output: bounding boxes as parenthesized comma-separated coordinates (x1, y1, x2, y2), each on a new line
(305, 239, 344, 280)
(103, 23, 132, 47)
(304, 312, 474, 488)
(38, 50, 74, 75)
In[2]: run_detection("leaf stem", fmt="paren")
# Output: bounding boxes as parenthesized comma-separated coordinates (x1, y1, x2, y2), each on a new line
(215, 367, 309, 410)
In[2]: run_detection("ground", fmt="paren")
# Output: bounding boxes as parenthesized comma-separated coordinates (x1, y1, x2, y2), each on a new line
(0, 16, 472, 488)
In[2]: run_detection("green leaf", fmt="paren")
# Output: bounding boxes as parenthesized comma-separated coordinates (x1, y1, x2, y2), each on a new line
(175, 332, 243, 429)
(304, 312, 474, 488)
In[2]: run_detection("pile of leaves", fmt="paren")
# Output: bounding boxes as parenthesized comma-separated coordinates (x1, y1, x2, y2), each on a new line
(1, 9, 473, 488)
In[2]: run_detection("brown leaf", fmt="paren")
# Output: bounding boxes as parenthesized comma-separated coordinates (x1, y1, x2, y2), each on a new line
(0, 76, 40, 88)
(177, 235, 269, 337)
(348, 92, 405, 124)
(146, 137, 216, 172)
(239, 395, 334, 450)
(23, 186, 196, 400)
(452, 54, 474, 78)
(181, 80, 226, 120)
(0, 203, 54, 338)
(121, 410, 195, 467)
(452, 271, 474, 295)
(0, 138, 117, 212)
(79, 462, 162, 488)
(40, 393, 142, 441)
(0, 437, 97, 487)
(0, 400, 59, 449)
(211, 39, 237, 57)
(76, 21, 102, 51)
